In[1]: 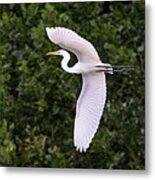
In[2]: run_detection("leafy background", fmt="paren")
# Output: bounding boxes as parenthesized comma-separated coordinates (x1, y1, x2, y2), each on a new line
(0, 1, 144, 169)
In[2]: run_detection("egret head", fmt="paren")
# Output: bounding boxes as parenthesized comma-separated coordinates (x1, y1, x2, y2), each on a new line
(46, 49, 69, 57)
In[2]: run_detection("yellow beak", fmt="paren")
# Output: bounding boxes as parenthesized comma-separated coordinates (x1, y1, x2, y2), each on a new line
(46, 51, 59, 56)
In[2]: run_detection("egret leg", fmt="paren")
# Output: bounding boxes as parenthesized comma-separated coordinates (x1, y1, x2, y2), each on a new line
(95, 65, 134, 73)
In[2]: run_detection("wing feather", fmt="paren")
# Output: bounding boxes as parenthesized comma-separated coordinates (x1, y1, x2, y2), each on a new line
(46, 27, 101, 63)
(74, 72, 106, 152)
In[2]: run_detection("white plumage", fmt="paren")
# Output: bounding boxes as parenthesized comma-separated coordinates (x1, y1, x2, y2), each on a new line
(74, 72, 106, 152)
(46, 27, 101, 64)
(46, 27, 111, 152)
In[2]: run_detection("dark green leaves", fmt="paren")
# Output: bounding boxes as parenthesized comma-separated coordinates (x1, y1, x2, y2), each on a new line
(0, 1, 144, 169)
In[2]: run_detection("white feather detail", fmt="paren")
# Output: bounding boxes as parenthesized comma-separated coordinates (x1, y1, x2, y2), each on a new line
(74, 72, 106, 152)
(46, 27, 101, 64)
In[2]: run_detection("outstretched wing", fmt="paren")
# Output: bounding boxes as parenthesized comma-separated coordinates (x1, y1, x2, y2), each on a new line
(46, 27, 101, 63)
(74, 72, 106, 152)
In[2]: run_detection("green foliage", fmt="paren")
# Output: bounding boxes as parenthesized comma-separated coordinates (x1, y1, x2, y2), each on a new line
(0, 1, 144, 169)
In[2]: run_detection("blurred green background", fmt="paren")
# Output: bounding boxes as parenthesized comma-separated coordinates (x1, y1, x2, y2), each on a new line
(0, 1, 144, 169)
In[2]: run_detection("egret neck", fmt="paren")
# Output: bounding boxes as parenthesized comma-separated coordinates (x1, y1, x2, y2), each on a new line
(60, 50, 78, 74)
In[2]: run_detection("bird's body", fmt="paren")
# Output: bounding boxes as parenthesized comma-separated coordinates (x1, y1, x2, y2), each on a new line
(46, 27, 131, 152)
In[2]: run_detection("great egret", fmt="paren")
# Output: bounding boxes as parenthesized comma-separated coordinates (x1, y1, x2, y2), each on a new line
(46, 27, 131, 152)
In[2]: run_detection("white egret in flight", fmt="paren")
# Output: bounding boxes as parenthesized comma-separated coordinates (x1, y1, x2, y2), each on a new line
(46, 27, 132, 152)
